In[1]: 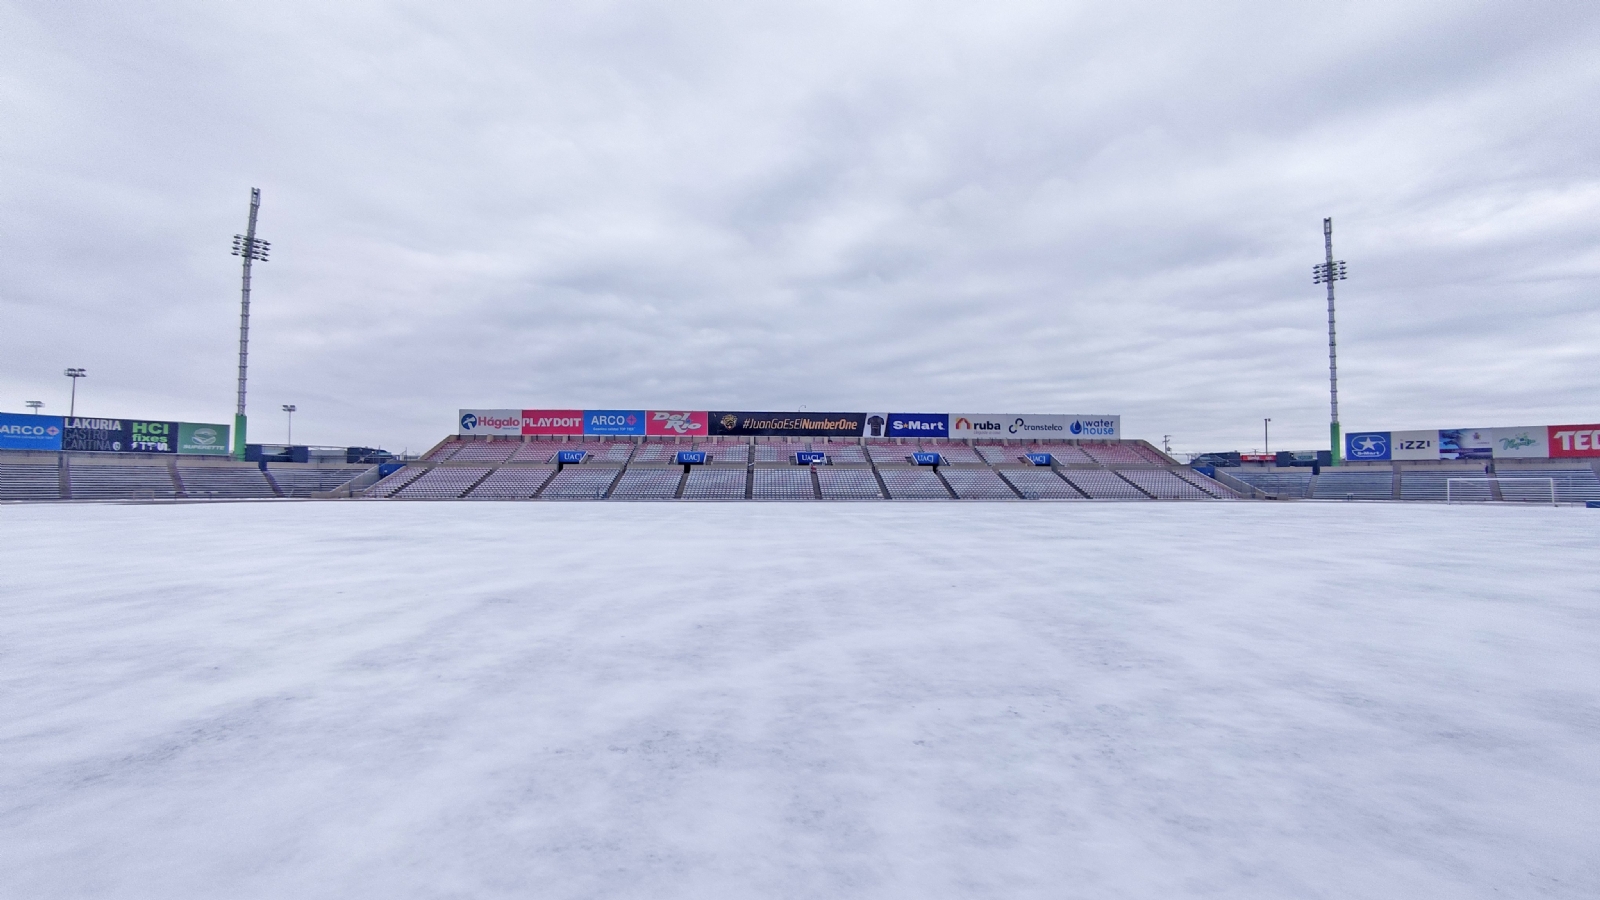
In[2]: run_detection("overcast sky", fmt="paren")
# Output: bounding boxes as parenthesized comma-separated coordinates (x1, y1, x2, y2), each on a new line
(2, 2, 1596, 455)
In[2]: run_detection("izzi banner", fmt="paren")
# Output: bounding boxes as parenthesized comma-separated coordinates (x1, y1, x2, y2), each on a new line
(0, 413, 64, 451)
(709, 411, 869, 437)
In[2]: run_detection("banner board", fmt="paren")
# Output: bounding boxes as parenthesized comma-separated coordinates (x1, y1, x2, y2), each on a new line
(584, 410, 645, 436)
(949, 414, 1120, 439)
(647, 411, 708, 436)
(521, 409, 584, 436)
(458, 409, 523, 436)
(795, 451, 827, 465)
(1439, 428, 1492, 460)
(709, 411, 869, 437)
(1025, 453, 1053, 466)
(1345, 431, 1391, 461)
(556, 450, 588, 464)
(1549, 424, 1600, 458)
(1388, 429, 1438, 461)
(1489, 426, 1549, 458)
(912, 452, 941, 465)
(62, 418, 130, 452)
(126, 420, 178, 453)
(886, 413, 950, 438)
(675, 450, 707, 465)
(178, 422, 230, 455)
(0, 413, 64, 451)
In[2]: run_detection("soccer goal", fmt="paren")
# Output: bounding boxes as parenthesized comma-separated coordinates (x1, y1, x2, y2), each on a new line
(1446, 477, 1557, 505)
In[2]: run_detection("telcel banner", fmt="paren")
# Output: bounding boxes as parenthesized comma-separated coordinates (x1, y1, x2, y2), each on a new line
(0, 413, 64, 451)
(1549, 424, 1600, 458)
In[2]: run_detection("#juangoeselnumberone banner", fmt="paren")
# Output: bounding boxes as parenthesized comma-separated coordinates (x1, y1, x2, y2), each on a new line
(457, 409, 1122, 439)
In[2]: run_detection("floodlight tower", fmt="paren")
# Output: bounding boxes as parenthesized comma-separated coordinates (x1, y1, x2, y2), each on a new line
(231, 189, 270, 458)
(64, 368, 86, 418)
(282, 404, 296, 445)
(1312, 218, 1347, 465)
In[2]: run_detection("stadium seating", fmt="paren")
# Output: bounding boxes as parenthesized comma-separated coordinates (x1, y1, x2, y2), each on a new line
(816, 468, 882, 500)
(466, 467, 554, 499)
(268, 466, 370, 497)
(539, 466, 622, 499)
(396, 467, 491, 499)
(1060, 470, 1148, 499)
(820, 443, 867, 464)
(940, 468, 1018, 499)
(1171, 468, 1234, 499)
(68, 464, 177, 500)
(1081, 442, 1166, 466)
(682, 468, 748, 500)
(1498, 467, 1600, 502)
(1310, 470, 1393, 500)
(878, 468, 953, 499)
(368, 466, 425, 497)
(1228, 470, 1313, 498)
(446, 441, 518, 462)
(868, 444, 916, 465)
(998, 469, 1085, 499)
(609, 468, 682, 500)
(1118, 469, 1214, 500)
(753, 468, 815, 500)
(178, 466, 277, 499)
(929, 444, 983, 465)
(0, 463, 61, 500)
(423, 440, 461, 461)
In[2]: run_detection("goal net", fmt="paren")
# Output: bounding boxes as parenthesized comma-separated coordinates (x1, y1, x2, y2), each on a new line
(1446, 477, 1557, 505)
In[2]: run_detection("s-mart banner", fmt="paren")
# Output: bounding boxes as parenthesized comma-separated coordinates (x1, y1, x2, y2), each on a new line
(1548, 424, 1600, 458)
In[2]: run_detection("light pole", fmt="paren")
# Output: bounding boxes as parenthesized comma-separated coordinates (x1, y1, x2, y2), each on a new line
(64, 368, 86, 418)
(1313, 218, 1348, 466)
(25, 401, 43, 414)
(282, 404, 296, 445)
(231, 188, 270, 458)
(1264, 418, 1271, 456)
(1162, 435, 1172, 454)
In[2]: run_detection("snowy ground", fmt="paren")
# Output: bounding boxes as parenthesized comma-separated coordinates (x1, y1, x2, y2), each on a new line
(1, 501, 1597, 900)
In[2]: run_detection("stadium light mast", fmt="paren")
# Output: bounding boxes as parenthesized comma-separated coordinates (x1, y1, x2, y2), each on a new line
(1312, 217, 1348, 466)
(231, 188, 270, 459)
(64, 368, 86, 418)
(282, 404, 296, 445)
(26, 400, 43, 414)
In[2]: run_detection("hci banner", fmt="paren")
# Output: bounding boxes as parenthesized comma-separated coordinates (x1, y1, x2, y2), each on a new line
(0, 412, 64, 451)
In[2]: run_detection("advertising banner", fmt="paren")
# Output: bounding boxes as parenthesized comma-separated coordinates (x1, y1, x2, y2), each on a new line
(647, 411, 708, 436)
(125, 420, 178, 453)
(1439, 428, 1492, 460)
(556, 449, 588, 464)
(1389, 429, 1438, 461)
(709, 411, 869, 437)
(177, 422, 230, 456)
(886, 413, 949, 438)
(1345, 431, 1391, 461)
(62, 417, 129, 452)
(795, 450, 827, 464)
(458, 409, 523, 436)
(521, 409, 584, 436)
(1549, 424, 1600, 458)
(912, 452, 942, 465)
(949, 414, 1120, 439)
(1025, 453, 1053, 466)
(1490, 426, 1549, 458)
(584, 410, 645, 436)
(0, 412, 64, 451)
(675, 450, 707, 465)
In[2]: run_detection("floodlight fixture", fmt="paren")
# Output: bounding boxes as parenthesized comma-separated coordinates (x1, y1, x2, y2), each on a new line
(26, 400, 43, 413)
(282, 404, 297, 445)
(63, 368, 86, 417)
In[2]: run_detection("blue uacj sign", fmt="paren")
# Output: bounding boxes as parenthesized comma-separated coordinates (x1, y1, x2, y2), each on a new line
(1025, 452, 1053, 466)
(795, 451, 827, 465)
(675, 451, 707, 465)
(887, 413, 949, 438)
(1345, 432, 1391, 461)
(0, 412, 64, 451)
(911, 451, 942, 465)
(584, 410, 645, 436)
(557, 449, 588, 464)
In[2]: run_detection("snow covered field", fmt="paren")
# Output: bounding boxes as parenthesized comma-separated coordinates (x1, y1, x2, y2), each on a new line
(2, 501, 1597, 899)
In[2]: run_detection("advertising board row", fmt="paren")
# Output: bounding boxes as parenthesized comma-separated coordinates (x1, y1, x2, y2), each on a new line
(1344, 424, 1600, 461)
(0, 413, 230, 455)
(459, 409, 1121, 439)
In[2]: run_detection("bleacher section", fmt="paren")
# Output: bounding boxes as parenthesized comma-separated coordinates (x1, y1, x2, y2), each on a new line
(446, 442, 518, 463)
(1060, 470, 1147, 500)
(816, 468, 882, 500)
(69, 465, 177, 500)
(397, 467, 491, 499)
(940, 468, 1018, 499)
(368, 466, 425, 497)
(1505, 468, 1600, 502)
(753, 469, 815, 500)
(878, 468, 953, 499)
(1118, 469, 1214, 500)
(1310, 470, 1393, 500)
(682, 468, 748, 500)
(0, 463, 60, 500)
(178, 466, 276, 499)
(268, 466, 369, 497)
(609, 468, 682, 500)
(540, 467, 622, 499)
(999, 469, 1084, 499)
(1228, 470, 1313, 498)
(467, 467, 554, 499)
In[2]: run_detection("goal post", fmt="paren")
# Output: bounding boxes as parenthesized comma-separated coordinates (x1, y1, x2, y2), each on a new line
(1446, 477, 1556, 505)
